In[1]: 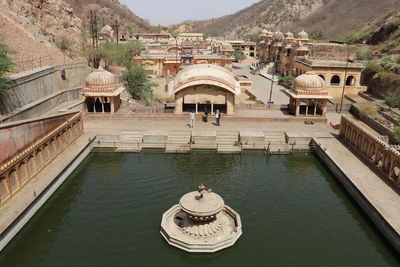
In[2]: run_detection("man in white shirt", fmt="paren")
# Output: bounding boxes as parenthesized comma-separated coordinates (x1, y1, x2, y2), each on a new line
(189, 110, 195, 128)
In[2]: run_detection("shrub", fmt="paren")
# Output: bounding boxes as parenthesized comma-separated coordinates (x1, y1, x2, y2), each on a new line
(357, 103, 378, 118)
(279, 75, 293, 85)
(355, 49, 373, 61)
(0, 44, 16, 93)
(384, 92, 399, 108)
(392, 127, 400, 144)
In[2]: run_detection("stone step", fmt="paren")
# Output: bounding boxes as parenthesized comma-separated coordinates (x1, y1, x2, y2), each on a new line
(143, 133, 168, 146)
(120, 131, 143, 142)
(264, 132, 286, 144)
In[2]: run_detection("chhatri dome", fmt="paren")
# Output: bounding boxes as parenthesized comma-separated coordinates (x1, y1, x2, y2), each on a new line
(84, 67, 118, 91)
(273, 31, 284, 41)
(285, 31, 294, 39)
(293, 71, 327, 95)
(297, 30, 309, 40)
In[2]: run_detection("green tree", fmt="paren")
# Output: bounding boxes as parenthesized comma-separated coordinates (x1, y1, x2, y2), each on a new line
(122, 62, 157, 105)
(0, 44, 16, 93)
(233, 47, 246, 62)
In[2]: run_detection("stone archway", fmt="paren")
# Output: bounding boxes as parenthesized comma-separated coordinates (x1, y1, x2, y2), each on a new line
(346, 75, 356, 86)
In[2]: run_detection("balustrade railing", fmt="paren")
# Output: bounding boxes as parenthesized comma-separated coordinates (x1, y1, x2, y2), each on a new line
(0, 112, 84, 206)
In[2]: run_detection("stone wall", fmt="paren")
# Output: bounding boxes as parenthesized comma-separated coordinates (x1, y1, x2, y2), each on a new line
(0, 112, 74, 164)
(0, 62, 90, 121)
(0, 112, 83, 206)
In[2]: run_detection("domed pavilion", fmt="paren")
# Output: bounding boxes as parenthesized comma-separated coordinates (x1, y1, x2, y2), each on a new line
(81, 67, 124, 113)
(288, 71, 332, 116)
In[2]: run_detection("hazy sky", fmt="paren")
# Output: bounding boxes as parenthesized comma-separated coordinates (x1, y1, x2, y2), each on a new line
(120, 0, 260, 25)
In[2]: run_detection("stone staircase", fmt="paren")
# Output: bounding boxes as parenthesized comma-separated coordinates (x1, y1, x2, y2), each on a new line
(116, 131, 143, 152)
(142, 132, 167, 149)
(165, 131, 191, 153)
(240, 131, 266, 150)
(217, 131, 241, 154)
(264, 132, 290, 154)
(191, 131, 217, 150)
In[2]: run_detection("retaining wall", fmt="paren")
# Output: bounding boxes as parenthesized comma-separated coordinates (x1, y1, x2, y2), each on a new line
(0, 63, 90, 122)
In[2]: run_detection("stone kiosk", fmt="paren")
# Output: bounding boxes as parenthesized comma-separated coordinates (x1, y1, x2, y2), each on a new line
(288, 71, 332, 117)
(161, 185, 242, 253)
(81, 67, 124, 113)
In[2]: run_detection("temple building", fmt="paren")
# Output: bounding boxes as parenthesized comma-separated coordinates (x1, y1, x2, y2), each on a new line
(169, 64, 252, 115)
(80, 67, 124, 113)
(288, 71, 331, 117)
(258, 29, 367, 98)
(229, 40, 257, 59)
(178, 33, 204, 43)
(133, 40, 233, 77)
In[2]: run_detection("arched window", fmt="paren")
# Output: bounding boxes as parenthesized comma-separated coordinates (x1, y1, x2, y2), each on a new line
(330, 75, 340, 86)
(95, 97, 103, 113)
(346, 75, 356, 86)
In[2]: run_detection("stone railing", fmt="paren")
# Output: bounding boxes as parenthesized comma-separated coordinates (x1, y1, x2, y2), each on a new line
(0, 112, 83, 206)
(339, 115, 400, 188)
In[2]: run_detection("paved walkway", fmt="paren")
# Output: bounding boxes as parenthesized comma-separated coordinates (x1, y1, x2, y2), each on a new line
(315, 137, 400, 235)
(0, 134, 93, 235)
(232, 63, 290, 104)
(84, 117, 338, 137)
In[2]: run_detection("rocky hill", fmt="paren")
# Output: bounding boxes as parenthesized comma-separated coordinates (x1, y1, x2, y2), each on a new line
(64, 0, 151, 34)
(171, 0, 399, 40)
(0, 0, 151, 72)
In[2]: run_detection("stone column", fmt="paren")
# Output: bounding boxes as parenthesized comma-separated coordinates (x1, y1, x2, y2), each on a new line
(226, 94, 235, 115)
(295, 99, 300, 116)
(322, 100, 327, 116)
(111, 97, 115, 113)
(305, 99, 309, 116)
(174, 94, 183, 115)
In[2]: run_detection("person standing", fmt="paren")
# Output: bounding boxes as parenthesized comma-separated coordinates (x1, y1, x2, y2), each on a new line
(215, 109, 220, 126)
(189, 110, 195, 128)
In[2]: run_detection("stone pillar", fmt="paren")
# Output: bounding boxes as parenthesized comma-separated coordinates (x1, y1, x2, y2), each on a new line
(195, 102, 198, 114)
(174, 94, 183, 114)
(226, 94, 235, 115)
(295, 99, 300, 116)
(305, 99, 309, 116)
(313, 100, 317, 116)
(111, 98, 115, 113)
(322, 100, 327, 116)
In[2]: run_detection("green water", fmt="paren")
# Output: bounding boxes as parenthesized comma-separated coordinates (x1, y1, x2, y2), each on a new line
(0, 153, 399, 266)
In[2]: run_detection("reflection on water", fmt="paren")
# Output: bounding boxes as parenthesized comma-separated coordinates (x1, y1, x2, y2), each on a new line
(0, 153, 398, 267)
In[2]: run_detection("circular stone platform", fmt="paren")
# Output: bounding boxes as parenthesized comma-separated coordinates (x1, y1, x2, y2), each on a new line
(160, 185, 242, 253)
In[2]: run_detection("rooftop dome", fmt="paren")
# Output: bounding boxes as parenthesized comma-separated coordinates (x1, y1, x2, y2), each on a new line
(297, 30, 309, 40)
(285, 31, 294, 39)
(261, 29, 269, 35)
(294, 71, 325, 90)
(273, 31, 284, 41)
(85, 67, 117, 89)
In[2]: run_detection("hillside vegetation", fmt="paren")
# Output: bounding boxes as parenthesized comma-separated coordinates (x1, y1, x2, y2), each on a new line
(171, 0, 399, 40)
(347, 10, 400, 104)
(64, 0, 151, 33)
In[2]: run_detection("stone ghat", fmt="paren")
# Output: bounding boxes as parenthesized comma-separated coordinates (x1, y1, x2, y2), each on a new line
(93, 130, 308, 154)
